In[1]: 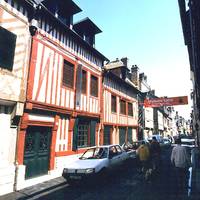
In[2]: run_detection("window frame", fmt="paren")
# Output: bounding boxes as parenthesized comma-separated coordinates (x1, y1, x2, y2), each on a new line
(62, 59, 75, 89)
(90, 74, 98, 97)
(120, 99, 126, 115)
(81, 69, 87, 94)
(77, 121, 90, 148)
(111, 95, 117, 113)
(128, 102, 133, 116)
(0, 26, 17, 71)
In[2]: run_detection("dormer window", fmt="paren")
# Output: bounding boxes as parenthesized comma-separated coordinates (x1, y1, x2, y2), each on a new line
(84, 35, 95, 46)
(73, 18, 102, 47)
(42, 0, 81, 28)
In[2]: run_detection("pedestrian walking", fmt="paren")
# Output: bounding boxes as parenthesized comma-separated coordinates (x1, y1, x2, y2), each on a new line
(171, 138, 191, 196)
(150, 136, 161, 173)
(137, 141, 150, 180)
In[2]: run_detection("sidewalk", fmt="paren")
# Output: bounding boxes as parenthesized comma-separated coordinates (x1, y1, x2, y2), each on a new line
(0, 177, 67, 200)
(190, 148, 200, 199)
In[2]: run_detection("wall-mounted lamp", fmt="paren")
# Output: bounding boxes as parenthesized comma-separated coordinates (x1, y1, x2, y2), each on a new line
(29, 18, 38, 36)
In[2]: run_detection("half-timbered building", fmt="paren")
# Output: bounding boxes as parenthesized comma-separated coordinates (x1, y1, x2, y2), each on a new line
(0, 0, 140, 194)
(102, 58, 139, 146)
(0, 0, 108, 191)
(0, 0, 31, 195)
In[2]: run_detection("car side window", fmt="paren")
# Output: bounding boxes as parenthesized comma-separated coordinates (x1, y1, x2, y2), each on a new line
(115, 145, 122, 154)
(109, 146, 118, 158)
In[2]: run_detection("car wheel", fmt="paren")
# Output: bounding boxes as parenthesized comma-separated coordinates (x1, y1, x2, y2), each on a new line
(98, 168, 108, 182)
(67, 178, 77, 186)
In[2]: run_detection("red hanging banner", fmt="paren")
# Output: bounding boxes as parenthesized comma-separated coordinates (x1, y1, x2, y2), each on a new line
(144, 96, 188, 107)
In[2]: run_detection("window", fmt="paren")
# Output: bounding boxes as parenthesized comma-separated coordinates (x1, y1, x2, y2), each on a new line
(0, 26, 17, 71)
(128, 102, 133, 116)
(90, 75, 98, 97)
(77, 122, 89, 148)
(81, 70, 87, 94)
(62, 60, 74, 88)
(120, 99, 126, 115)
(76, 120, 96, 148)
(111, 95, 117, 113)
(109, 146, 118, 157)
(116, 145, 122, 153)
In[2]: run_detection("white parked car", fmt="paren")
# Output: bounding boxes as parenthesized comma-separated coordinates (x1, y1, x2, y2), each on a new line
(62, 145, 129, 184)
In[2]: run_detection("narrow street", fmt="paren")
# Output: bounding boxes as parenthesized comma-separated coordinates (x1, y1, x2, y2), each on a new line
(38, 146, 177, 200)
(2, 146, 193, 200)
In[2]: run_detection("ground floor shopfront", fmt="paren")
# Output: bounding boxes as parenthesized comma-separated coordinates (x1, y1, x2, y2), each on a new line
(103, 125, 138, 145)
(15, 111, 101, 190)
(0, 108, 139, 195)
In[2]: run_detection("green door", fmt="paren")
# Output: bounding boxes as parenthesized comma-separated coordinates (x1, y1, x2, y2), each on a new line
(128, 128, 132, 142)
(119, 127, 126, 145)
(24, 126, 51, 179)
(104, 126, 111, 145)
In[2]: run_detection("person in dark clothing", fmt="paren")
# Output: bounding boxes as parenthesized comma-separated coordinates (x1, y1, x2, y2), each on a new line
(150, 136, 161, 173)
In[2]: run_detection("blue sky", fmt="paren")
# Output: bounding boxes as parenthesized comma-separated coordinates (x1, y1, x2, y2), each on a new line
(73, 0, 192, 119)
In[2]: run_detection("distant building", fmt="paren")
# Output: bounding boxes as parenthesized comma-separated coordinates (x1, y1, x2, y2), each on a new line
(132, 68, 174, 139)
(103, 58, 139, 145)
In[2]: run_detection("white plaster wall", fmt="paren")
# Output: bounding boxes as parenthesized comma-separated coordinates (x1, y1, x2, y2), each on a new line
(15, 165, 59, 191)
(0, 112, 17, 196)
(144, 108, 154, 129)
(132, 128, 137, 141)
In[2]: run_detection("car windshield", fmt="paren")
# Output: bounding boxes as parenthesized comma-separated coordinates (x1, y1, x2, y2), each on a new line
(80, 147, 108, 159)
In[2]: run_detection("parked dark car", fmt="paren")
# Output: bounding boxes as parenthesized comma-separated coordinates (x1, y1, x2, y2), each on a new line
(121, 140, 150, 159)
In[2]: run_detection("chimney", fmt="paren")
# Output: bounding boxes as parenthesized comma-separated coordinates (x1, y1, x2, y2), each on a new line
(131, 65, 139, 87)
(150, 90, 155, 95)
(139, 73, 144, 81)
(144, 75, 147, 82)
(139, 73, 145, 90)
(121, 57, 128, 67)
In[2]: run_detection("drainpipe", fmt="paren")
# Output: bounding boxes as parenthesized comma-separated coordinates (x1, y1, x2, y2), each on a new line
(188, 0, 200, 147)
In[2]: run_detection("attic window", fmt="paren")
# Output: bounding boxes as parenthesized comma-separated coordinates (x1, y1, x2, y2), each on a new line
(0, 26, 16, 71)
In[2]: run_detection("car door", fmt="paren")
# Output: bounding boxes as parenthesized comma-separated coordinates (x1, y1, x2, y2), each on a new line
(109, 146, 123, 169)
(116, 145, 128, 162)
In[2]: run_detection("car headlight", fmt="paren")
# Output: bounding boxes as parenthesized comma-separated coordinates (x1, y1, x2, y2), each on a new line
(85, 168, 95, 174)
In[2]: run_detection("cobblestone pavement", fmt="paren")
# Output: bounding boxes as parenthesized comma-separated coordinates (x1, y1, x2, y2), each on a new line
(1, 146, 198, 200)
